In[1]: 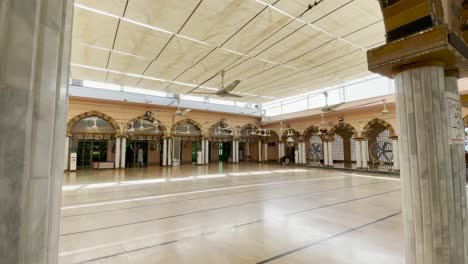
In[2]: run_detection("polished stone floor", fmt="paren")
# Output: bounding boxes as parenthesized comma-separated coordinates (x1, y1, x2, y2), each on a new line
(60, 163, 404, 264)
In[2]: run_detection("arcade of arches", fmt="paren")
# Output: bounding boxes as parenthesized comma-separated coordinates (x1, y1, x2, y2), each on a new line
(65, 96, 468, 172)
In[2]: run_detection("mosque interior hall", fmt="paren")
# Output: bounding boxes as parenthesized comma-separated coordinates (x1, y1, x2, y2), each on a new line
(3, 0, 468, 263)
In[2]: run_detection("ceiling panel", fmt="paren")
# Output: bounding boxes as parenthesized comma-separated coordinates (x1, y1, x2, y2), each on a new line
(221, 8, 296, 54)
(107, 52, 151, 74)
(179, 0, 264, 46)
(144, 36, 214, 81)
(112, 20, 173, 60)
(106, 72, 142, 87)
(71, 66, 107, 82)
(175, 49, 242, 86)
(71, 44, 109, 68)
(76, 0, 127, 16)
(71, 0, 385, 104)
(313, 0, 382, 39)
(343, 22, 386, 49)
(73, 8, 120, 49)
(124, 0, 201, 33)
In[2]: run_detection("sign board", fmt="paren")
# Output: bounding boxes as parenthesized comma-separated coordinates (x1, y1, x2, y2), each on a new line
(446, 92, 464, 144)
(69, 153, 77, 171)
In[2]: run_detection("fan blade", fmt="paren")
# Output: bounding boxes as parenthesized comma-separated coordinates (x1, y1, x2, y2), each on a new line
(221, 93, 242, 98)
(183, 109, 192, 114)
(220, 80, 241, 93)
(189, 92, 218, 95)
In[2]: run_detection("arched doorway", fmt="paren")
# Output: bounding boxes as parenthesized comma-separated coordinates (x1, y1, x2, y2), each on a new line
(171, 119, 203, 165)
(363, 118, 395, 166)
(125, 116, 166, 167)
(303, 125, 321, 163)
(329, 122, 357, 166)
(281, 129, 301, 162)
(208, 121, 233, 163)
(67, 112, 120, 170)
(239, 124, 260, 162)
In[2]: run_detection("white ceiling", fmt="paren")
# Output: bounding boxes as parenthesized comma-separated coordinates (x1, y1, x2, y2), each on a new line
(71, 0, 385, 104)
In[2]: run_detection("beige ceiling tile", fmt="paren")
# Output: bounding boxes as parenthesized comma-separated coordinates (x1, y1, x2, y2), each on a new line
(106, 72, 141, 87)
(73, 8, 119, 49)
(285, 40, 361, 69)
(144, 36, 214, 81)
(313, 0, 382, 40)
(179, 0, 264, 46)
(165, 84, 194, 95)
(76, 0, 128, 16)
(107, 52, 151, 74)
(71, 66, 107, 82)
(125, 0, 201, 33)
(251, 26, 335, 66)
(113, 20, 173, 60)
(176, 49, 242, 85)
(71, 43, 109, 68)
(343, 22, 386, 49)
(221, 8, 296, 54)
(138, 78, 170, 91)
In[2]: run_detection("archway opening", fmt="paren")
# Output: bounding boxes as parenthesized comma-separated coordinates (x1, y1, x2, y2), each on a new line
(69, 116, 117, 170)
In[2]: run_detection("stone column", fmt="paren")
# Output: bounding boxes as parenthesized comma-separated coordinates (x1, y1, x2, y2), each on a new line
(64, 135, 70, 171)
(264, 143, 268, 162)
(205, 139, 209, 164)
(114, 136, 121, 169)
(162, 138, 168, 166)
(0, 0, 73, 263)
(328, 141, 334, 167)
(323, 140, 329, 166)
(235, 140, 239, 163)
(395, 65, 468, 264)
(355, 138, 362, 169)
(390, 136, 399, 171)
(297, 142, 302, 164)
(258, 141, 262, 162)
(361, 140, 368, 169)
(302, 142, 307, 164)
(167, 138, 172, 166)
(120, 137, 127, 168)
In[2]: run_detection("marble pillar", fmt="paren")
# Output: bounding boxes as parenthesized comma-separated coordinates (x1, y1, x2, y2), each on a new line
(258, 141, 262, 162)
(64, 136, 70, 171)
(264, 143, 268, 162)
(361, 140, 368, 169)
(162, 138, 168, 166)
(355, 139, 362, 169)
(114, 137, 121, 169)
(0, 0, 74, 263)
(297, 142, 302, 164)
(395, 65, 468, 264)
(391, 136, 399, 171)
(120, 137, 127, 168)
(328, 141, 334, 167)
(323, 141, 329, 166)
(168, 138, 172, 166)
(235, 140, 239, 163)
(302, 142, 307, 164)
(205, 140, 209, 164)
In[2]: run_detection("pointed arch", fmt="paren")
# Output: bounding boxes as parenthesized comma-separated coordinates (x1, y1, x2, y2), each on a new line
(362, 118, 395, 137)
(67, 111, 120, 134)
(208, 121, 233, 132)
(171, 118, 203, 133)
(328, 122, 357, 138)
(127, 115, 167, 133)
(281, 128, 301, 141)
(303, 125, 320, 139)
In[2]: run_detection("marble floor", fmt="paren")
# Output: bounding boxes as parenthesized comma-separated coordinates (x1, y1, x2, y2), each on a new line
(60, 163, 404, 264)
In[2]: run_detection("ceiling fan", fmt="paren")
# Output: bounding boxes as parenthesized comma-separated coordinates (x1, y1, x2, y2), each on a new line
(373, 100, 391, 116)
(85, 117, 106, 133)
(175, 99, 192, 116)
(321, 92, 345, 113)
(189, 70, 242, 98)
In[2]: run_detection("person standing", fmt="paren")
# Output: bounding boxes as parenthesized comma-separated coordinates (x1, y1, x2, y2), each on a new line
(137, 146, 144, 167)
